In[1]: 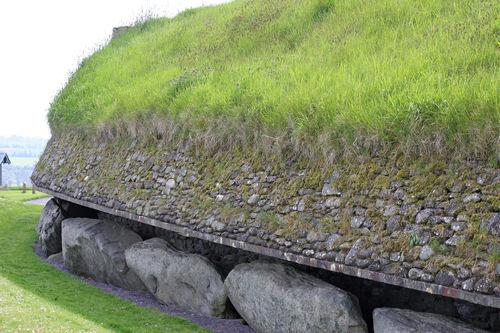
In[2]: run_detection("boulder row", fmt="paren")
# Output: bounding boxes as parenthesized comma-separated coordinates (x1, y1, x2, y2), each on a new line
(224, 261, 367, 333)
(62, 218, 145, 291)
(37, 198, 65, 256)
(125, 238, 227, 317)
(373, 308, 487, 333)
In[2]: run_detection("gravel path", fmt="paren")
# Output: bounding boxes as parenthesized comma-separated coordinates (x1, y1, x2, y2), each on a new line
(26, 197, 51, 206)
(35, 244, 254, 333)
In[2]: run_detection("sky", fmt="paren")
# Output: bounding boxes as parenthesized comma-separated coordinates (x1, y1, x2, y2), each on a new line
(0, 0, 231, 139)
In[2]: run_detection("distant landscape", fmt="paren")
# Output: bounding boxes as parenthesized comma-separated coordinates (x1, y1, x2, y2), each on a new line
(0, 136, 48, 186)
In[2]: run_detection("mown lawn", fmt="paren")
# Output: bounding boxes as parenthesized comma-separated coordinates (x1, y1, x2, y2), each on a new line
(0, 189, 207, 333)
(0, 188, 48, 202)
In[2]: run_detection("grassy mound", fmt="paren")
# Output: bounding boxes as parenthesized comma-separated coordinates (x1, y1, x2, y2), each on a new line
(49, 0, 499, 162)
(0, 189, 206, 332)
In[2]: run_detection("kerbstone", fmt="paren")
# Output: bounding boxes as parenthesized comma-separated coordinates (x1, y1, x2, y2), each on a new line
(373, 308, 487, 333)
(37, 198, 65, 256)
(62, 218, 145, 291)
(125, 238, 227, 317)
(225, 261, 367, 333)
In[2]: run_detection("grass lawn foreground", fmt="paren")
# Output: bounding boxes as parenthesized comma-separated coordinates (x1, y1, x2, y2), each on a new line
(0, 189, 207, 333)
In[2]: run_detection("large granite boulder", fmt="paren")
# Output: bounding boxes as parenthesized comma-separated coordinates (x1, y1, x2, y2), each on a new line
(125, 238, 227, 316)
(62, 218, 145, 291)
(224, 261, 367, 333)
(373, 308, 487, 333)
(37, 198, 65, 256)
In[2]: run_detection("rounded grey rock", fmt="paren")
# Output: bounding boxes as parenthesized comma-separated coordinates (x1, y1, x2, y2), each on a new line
(125, 238, 227, 317)
(247, 194, 260, 205)
(415, 209, 433, 224)
(462, 193, 481, 204)
(373, 308, 487, 333)
(62, 218, 146, 291)
(225, 261, 367, 333)
(408, 268, 423, 280)
(37, 198, 65, 256)
(419, 245, 434, 260)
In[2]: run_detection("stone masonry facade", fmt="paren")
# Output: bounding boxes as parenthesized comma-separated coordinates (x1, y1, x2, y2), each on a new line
(32, 135, 500, 300)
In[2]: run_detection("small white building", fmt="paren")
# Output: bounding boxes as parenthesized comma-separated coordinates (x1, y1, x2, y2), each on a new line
(0, 152, 11, 186)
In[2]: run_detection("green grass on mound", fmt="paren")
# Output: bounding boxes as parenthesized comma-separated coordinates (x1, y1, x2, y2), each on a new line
(0, 189, 207, 333)
(49, 0, 499, 161)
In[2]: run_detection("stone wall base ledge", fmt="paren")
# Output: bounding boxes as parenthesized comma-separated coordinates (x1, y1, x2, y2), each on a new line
(35, 186, 500, 309)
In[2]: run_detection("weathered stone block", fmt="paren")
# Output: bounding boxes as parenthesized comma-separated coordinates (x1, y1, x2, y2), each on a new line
(125, 238, 226, 317)
(62, 218, 145, 291)
(225, 261, 367, 333)
(373, 308, 486, 333)
(37, 198, 64, 256)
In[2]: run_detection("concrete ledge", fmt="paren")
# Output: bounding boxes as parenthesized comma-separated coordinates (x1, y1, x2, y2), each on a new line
(36, 186, 500, 309)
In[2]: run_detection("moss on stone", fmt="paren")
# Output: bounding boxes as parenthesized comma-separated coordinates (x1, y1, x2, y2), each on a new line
(32, 133, 500, 293)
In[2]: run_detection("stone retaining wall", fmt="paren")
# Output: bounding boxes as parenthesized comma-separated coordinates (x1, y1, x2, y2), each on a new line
(49, 198, 500, 330)
(32, 135, 499, 306)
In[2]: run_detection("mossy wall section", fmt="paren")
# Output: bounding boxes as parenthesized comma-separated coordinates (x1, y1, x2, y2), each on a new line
(33, 135, 500, 297)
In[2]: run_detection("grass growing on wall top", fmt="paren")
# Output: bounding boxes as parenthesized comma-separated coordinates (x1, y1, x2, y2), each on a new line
(49, 0, 499, 161)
